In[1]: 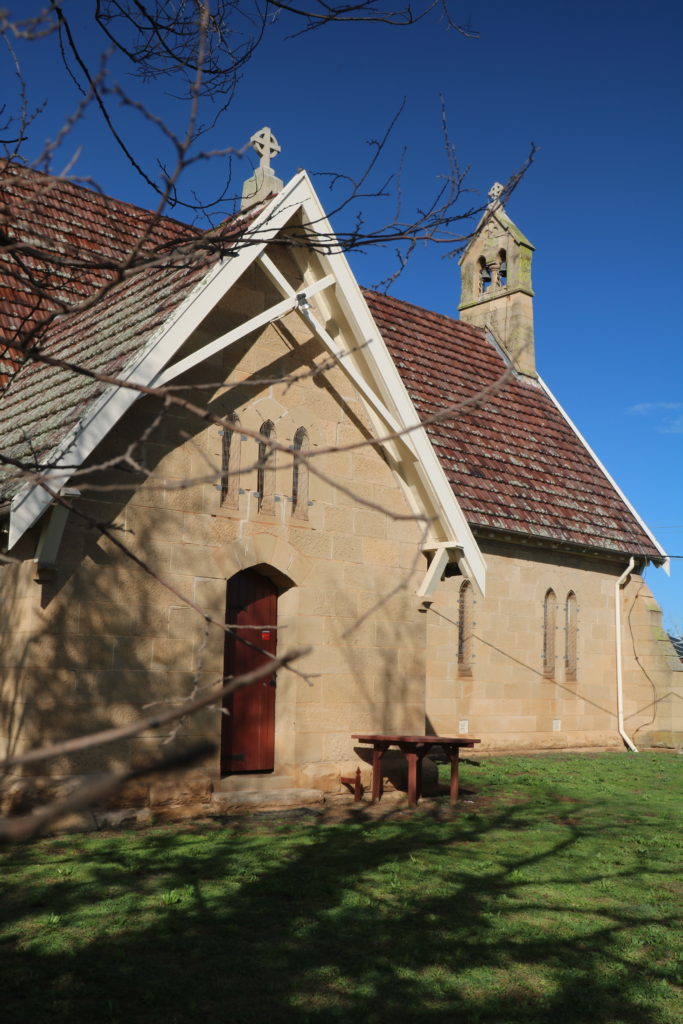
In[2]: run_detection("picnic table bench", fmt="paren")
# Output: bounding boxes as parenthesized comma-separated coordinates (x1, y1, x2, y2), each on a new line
(352, 734, 481, 808)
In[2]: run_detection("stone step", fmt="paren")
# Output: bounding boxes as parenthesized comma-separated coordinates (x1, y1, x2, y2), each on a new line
(217, 774, 296, 793)
(211, 787, 324, 814)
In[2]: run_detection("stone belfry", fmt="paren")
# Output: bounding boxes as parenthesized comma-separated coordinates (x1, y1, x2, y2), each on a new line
(458, 183, 536, 377)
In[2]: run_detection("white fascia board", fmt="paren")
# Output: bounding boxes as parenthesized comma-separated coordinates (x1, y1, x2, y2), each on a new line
(538, 375, 670, 574)
(8, 173, 314, 548)
(295, 178, 486, 595)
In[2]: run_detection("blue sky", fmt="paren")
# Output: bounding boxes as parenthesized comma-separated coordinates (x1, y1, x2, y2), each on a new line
(11, 1, 683, 628)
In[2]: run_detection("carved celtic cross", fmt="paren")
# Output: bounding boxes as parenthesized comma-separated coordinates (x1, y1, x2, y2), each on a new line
(249, 126, 281, 171)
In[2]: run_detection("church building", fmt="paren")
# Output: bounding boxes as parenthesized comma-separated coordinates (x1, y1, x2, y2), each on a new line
(1, 133, 680, 818)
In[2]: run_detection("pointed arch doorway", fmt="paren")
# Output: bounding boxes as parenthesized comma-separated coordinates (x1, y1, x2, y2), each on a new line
(221, 568, 279, 775)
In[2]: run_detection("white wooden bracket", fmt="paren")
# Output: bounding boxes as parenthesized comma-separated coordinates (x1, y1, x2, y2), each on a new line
(33, 492, 79, 580)
(417, 542, 465, 600)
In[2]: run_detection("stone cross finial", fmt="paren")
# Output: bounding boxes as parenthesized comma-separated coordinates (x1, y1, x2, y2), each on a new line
(250, 126, 281, 171)
(487, 181, 505, 207)
(241, 126, 284, 210)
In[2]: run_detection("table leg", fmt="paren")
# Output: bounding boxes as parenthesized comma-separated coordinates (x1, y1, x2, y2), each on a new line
(448, 746, 460, 805)
(372, 746, 385, 803)
(417, 753, 427, 802)
(406, 751, 419, 807)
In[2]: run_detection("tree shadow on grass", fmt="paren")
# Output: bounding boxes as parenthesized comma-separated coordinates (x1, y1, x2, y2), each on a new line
(0, 794, 680, 1024)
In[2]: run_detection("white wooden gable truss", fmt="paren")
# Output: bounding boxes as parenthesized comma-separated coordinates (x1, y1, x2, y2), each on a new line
(8, 171, 487, 596)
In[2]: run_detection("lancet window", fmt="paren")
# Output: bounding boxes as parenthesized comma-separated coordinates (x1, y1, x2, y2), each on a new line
(219, 415, 240, 508)
(458, 580, 473, 675)
(291, 426, 309, 519)
(543, 589, 557, 678)
(565, 591, 578, 681)
(257, 420, 276, 513)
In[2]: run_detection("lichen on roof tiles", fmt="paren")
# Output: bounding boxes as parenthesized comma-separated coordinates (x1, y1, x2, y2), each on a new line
(0, 163, 251, 500)
(364, 288, 661, 561)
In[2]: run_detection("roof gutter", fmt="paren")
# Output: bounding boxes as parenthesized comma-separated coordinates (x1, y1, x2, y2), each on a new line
(615, 557, 638, 752)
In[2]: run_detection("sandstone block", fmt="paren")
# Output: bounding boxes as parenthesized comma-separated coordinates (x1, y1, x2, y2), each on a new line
(163, 480, 205, 514)
(210, 787, 324, 814)
(323, 731, 357, 762)
(332, 533, 363, 563)
(324, 506, 354, 534)
(93, 807, 153, 830)
(295, 732, 323, 763)
(113, 636, 154, 670)
(149, 770, 213, 807)
(288, 529, 332, 560)
(103, 778, 151, 809)
(171, 543, 222, 578)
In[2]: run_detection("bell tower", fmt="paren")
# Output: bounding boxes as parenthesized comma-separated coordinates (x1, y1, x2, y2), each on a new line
(458, 183, 536, 377)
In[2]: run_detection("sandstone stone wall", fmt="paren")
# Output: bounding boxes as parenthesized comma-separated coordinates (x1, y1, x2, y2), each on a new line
(622, 578, 683, 750)
(0, 256, 427, 807)
(425, 539, 678, 752)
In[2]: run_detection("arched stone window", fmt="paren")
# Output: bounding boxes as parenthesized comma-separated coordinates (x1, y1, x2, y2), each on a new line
(478, 255, 492, 294)
(458, 580, 473, 675)
(497, 248, 507, 288)
(543, 589, 557, 678)
(219, 414, 240, 508)
(257, 420, 276, 514)
(565, 591, 578, 681)
(291, 426, 309, 520)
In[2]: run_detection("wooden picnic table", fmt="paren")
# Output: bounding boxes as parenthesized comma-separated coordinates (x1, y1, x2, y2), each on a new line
(352, 734, 481, 808)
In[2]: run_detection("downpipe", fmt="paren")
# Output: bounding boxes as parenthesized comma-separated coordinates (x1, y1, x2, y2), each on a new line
(615, 557, 638, 752)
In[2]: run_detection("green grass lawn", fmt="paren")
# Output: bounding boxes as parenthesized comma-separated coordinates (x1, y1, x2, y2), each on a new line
(1, 753, 681, 1024)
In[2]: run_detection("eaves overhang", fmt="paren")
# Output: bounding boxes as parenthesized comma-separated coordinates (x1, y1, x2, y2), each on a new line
(471, 523, 661, 573)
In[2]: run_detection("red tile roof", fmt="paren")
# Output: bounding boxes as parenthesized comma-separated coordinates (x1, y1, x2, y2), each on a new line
(0, 164, 663, 563)
(0, 165, 252, 500)
(0, 161, 201, 386)
(365, 289, 663, 561)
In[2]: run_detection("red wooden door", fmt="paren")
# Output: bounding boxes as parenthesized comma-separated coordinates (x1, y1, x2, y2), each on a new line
(221, 569, 278, 774)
